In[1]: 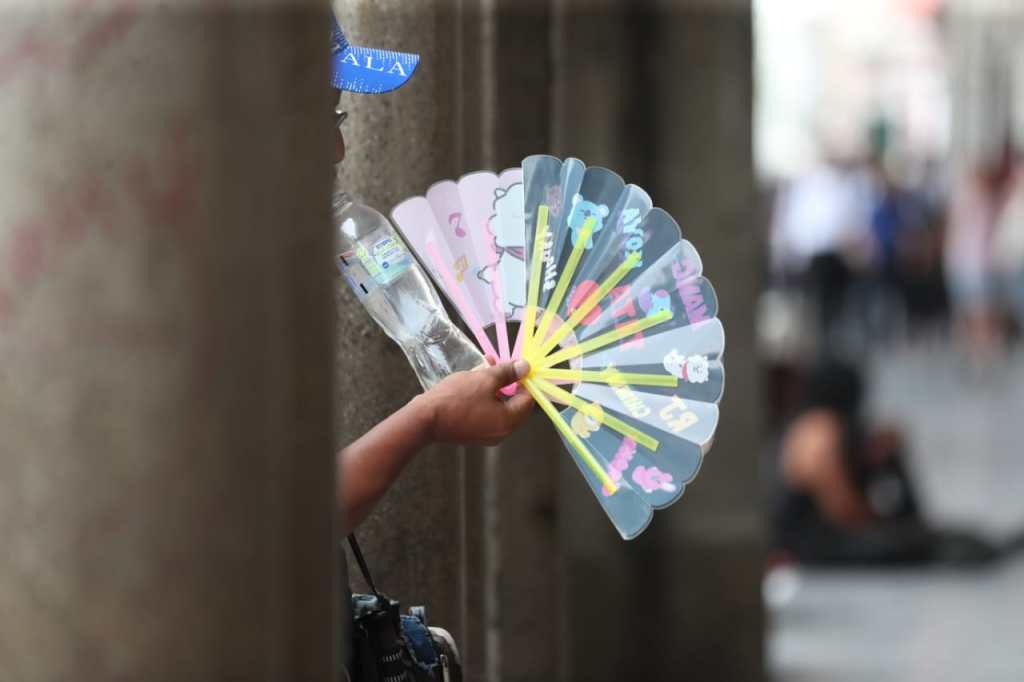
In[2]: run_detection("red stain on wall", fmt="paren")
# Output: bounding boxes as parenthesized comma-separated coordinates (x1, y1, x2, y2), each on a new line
(54, 178, 116, 247)
(0, 28, 56, 85)
(122, 120, 199, 235)
(10, 222, 45, 286)
(0, 290, 11, 330)
(73, 2, 141, 71)
(0, 116, 200, 332)
(0, 1, 140, 86)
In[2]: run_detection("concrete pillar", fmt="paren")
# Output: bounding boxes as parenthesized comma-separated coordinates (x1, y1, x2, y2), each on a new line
(333, 0, 470, 654)
(553, 1, 764, 680)
(0, 2, 337, 680)
(489, 4, 566, 681)
(335, 4, 566, 681)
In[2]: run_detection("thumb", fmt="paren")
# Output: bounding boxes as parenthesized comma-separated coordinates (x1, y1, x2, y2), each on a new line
(503, 389, 535, 428)
(487, 359, 531, 388)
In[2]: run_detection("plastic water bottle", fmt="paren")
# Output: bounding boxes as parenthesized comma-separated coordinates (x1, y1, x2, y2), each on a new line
(333, 188, 484, 389)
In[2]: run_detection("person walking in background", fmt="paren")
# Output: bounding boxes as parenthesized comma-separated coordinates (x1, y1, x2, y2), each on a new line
(944, 144, 1019, 367)
(991, 161, 1024, 333)
(770, 150, 876, 354)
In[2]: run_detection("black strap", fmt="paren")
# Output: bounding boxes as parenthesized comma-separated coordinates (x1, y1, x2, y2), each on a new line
(347, 533, 382, 599)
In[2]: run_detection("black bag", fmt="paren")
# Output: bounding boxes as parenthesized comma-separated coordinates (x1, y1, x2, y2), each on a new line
(343, 535, 462, 682)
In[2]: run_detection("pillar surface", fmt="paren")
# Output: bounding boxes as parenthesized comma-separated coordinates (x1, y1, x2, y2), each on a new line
(332, 0, 469, 646)
(553, 1, 764, 680)
(0, 3, 336, 679)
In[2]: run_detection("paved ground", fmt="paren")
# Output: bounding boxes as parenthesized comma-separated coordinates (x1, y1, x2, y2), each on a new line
(767, 342, 1024, 682)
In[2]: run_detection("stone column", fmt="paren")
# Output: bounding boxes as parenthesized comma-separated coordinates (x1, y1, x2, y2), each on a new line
(334, 4, 567, 680)
(644, 3, 764, 677)
(333, 0, 470, 649)
(0, 2, 336, 680)
(553, 1, 764, 680)
(490, 3, 566, 682)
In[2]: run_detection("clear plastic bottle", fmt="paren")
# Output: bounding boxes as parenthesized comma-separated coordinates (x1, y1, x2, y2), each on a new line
(333, 187, 484, 389)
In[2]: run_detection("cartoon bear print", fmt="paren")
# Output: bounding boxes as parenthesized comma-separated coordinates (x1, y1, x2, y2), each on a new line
(570, 404, 603, 439)
(567, 193, 610, 249)
(662, 349, 710, 384)
(638, 287, 673, 319)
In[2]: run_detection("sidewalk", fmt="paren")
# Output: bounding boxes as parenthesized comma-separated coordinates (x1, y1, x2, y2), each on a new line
(768, 343, 1024, 681)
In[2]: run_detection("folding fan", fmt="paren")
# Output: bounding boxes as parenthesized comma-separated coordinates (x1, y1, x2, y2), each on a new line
(391, 156, 724, 539)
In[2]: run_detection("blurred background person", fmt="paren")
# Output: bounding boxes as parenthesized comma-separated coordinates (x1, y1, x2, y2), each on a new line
(769, 145, 875, 354)
(944, 142, 1018, 367)
(757, 1, 1024, 679)
(768, 360, 1004, 567)
(991, 159, 1024, 335)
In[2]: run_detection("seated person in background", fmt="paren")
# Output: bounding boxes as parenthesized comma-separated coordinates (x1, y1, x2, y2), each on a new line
(771, 361, 999, 566)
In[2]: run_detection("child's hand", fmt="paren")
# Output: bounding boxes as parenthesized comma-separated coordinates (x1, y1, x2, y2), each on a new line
(414, 359, 534, 446)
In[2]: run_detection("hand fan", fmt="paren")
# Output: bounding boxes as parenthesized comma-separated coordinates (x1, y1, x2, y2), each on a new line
(391, 155, 724, 539)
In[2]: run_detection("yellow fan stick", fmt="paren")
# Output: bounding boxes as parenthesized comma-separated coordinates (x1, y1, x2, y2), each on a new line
(534, 367, 679, 389)
(532, 377, 660, 452)
(539, 309, 673, 369)
(536, 251, 642, 359)
(532, 217, 596, 354)
(522, 205, 550, 352)
(522, 378, 619, 493)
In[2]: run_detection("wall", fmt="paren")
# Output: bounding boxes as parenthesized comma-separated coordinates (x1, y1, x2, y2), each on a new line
(0, 3, 336, 679)
(333, 0, 475, 662)
(553, 0, 764, 680)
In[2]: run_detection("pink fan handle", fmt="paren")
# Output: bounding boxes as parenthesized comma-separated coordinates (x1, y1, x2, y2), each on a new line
(426, 241, 500, 361)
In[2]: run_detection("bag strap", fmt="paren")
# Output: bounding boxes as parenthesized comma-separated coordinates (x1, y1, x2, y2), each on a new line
(347, 533, 382, 599)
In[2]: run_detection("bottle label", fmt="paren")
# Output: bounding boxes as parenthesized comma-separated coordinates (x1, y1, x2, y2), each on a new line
(336, 235, 413, 301)
(337, 249, 375, 301)
(366, 236, 412, 285)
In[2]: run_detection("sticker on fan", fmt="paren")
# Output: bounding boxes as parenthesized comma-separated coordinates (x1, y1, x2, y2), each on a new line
(481, 184, 528, 314)
(449, 212, 466, 238)
(603, 437, 637, 496)
(454, 255, 469, 282)
(567, 194, 610, 249)
(605, 286, 646, 349)
(571, 404, 603, 439)
(567, 280, 603, 325)
(542, 229, 558, 292)
(619, 208, 645, 267)
(663, 350, 710, 384)
(659, 396, 699, 433)
(638, 287, 673, 318)
(632, 466, 677, 494)
(492, 185, 526, 257)
(605, 366, 652, 418)
(671, 259, 710, 323)
(545, 185, 563, 218)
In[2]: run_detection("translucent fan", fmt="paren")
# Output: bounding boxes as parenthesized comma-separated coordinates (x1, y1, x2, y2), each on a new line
(391, 156, 724, 539)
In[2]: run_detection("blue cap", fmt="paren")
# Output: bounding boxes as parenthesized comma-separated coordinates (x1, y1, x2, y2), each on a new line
(331, 13, 420, 94)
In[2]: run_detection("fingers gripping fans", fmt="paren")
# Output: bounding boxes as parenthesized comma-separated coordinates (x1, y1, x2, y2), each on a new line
(392, 156, 725, 539)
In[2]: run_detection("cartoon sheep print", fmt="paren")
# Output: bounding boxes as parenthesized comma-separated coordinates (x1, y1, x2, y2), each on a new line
(479, 183, 527, 317)
(663, 349, 710, 384)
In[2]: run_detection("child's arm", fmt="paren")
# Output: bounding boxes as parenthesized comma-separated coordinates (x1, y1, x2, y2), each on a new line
(338, 360, 532, 533)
